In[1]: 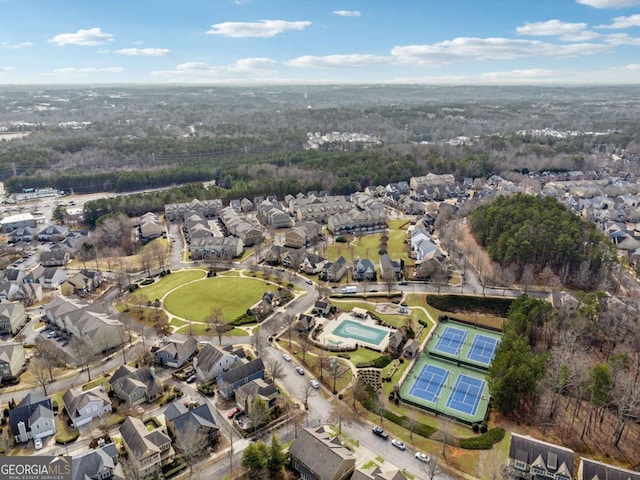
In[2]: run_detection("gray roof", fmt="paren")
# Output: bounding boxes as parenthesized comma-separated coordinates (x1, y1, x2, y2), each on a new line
(509, 433, 574, 477)
(580, 458, 640, 480)
(71, 443, 117, 480)
(195, 343, 227, 372)
(289, 427, 355, 480)
(120, 416, 169, 461)
(9, 393, 53, 437)
(218, 357, 264, 384)
(165, 402, 218, 437)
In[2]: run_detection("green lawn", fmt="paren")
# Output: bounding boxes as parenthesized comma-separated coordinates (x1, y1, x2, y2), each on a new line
(132, 270, 206, 302)
(175, 323, 249, 336)
(164, 277, 273, 322)
(345, 348, 386, 366)
(324, 219, 410, 265)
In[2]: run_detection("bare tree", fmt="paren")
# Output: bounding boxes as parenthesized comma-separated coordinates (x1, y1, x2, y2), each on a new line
(140, 249, 153, 277)
(300, 332, 311, 364)
(438, 416, 455, 461)
(283, 314, 294, 347)
(265, 358, 287, 383)
(150, 240, 168, 272)
(70, 337, 95, 381)
(317, 349, 329, 381)
(31, 357, 52, 395)
(174, 422, 209, 479)
(327, 402, 358, 435)
(34, 337, 64, 381)
(301, 382, 316, 409)
(207, 306, 225, 345)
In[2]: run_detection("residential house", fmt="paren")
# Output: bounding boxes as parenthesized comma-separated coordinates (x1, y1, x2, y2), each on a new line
(39, 250, 70, 267)
(9, 392, 56, 443)
(1, 213, 37, 232)
(109, 365, 163, 406)
(138, 212, 165, 242)
(289, 426, 356, 480)
(235, 379, 278, 414)
(578, 457, 640, 480)
(164, 401, 219, 445)
(44, 296, 124, 356)
(217, 358, 265, 400)
(0, 282, 19, 302)
(37, 224, 69, 242)
(298, 253, 328, 275)
(60, 270, 102, 297)
(379, 254, 402, 281)
(352, 258, 376, 281)
(283, 221, 322, 248)
(218, 207, 262, 246)
(256, 200, 292, 228)
(352, 466, 408, 480)
(507, 433, 574, 480)
(62, 386, 112, 428)
(119, 416, 174, 479)
(0, 342, 26, 381)
(189, 236, 244, 260)
(290, 195, 353, 224)
(6, 226, 38, 243)
(164, 199, 223, 222)
(320, 256, 348, 282)
(71, 442, 119, 480)
(193, 343, 241, 382)
(327, 207, 387, 235)
(25, 266, 68, 289)
(0, 301, 27, 335)
(154, 336, 198, 368)
(387, 330, 404, 355)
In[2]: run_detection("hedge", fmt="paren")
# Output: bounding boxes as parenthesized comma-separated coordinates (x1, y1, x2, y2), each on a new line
(356, 355, 393, 369)
(427, 294, 512, 317)
(381, 410, 437, 438)
(230, 313, 257, 326)
(458, 428, 505, 449)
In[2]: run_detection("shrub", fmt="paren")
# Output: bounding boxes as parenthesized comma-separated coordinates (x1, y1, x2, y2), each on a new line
(3, 408, 8, 417)
(458, 428, 505, 450)
(337, 353, 351, 359)
(335, 236, 347, 243)
(356, 355, 393, 369)
(418, 319, 429, 328)
(472, 423, 479, 433)
(427, 295, 512, 317)
(338, 394, 343, 400)
(230, 313, 257, 326)
(140, 278, 154, 286)
(480, 423, 488, 434)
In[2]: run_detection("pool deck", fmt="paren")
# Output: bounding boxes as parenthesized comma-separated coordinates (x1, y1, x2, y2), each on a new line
(317, 312, 396, 352)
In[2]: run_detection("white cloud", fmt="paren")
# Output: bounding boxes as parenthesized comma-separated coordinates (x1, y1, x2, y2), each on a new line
(597, 14, 640, 28)
(0, 41, 34, 49)
(113, 48, 171, 56)
(516, 19, 588, 37)
(577, 0, 640, 7)
(601, 32, 640, 44)
(391, 37, 609, 64)
(333, 10, 361, 17)
(0, 66, 14, 76)
(480, 69, 558, 82)
(49, 28, 113, 46)
(206, 19, 311, 38)
(52, 67, 123, 76)
(287, 54, 392, 68)
(151, 57, 277, 81)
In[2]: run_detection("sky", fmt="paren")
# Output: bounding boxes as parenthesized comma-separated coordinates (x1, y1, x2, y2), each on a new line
(2, 0, 640, 85)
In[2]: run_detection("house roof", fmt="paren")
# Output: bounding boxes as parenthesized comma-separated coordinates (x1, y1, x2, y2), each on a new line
(156, 336, 197, 361)
(235, 378, 277, 400)
(9, 393, 53, 437)
(509, 433, 574, 477)
(120, 416, 168, 460)
(62, 387, 109, 419)
(218, 357, 264, 384)
(165, 402, 218, 437)
(580, 458, 640, 480)
(71, 443, 117, 480)
(0, 342, 24, 366)
(195, 343, 230, 373)
(109, 365, 162, 398)
(289, 426, 355, 480)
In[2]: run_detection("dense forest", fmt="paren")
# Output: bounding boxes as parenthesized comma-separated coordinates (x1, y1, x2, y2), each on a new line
(468, 194, 613, 290)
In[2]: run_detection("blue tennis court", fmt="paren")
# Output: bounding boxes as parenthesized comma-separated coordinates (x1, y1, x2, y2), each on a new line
(433, 326, 467, 356)
(408, 364, 449, 403)
(446, 374, 485, 416)
(467, 335, 499, 365)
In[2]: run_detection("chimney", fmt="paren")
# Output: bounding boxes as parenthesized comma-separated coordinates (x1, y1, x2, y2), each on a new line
(150, 366, 155, 379)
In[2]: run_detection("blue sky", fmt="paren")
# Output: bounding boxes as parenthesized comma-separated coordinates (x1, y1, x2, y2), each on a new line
(2, 0, 640, 85)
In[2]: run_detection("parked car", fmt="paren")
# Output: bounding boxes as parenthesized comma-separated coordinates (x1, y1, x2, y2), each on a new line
(34, 438, 43, 450)
(227, 407, 241, 419)
(310, 380, 320, 389)
(296, 366, 305, 375)
(415, 452, 430, 463)
(46, 331, 57, 339)
(372, 426, 389, 439)
(186, 375, 196, 383)
(391, 439, 406, 450)
(399, 281, 409, 285)
(282, 354, 292, 362)
(305, 279, 313, 285)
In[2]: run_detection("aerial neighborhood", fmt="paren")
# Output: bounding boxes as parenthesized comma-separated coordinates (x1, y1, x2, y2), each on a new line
(1, 81, 640, 480)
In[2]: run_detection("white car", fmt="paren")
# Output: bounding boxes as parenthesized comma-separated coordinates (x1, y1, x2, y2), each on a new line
(305, 279, 313, 285)
(310, 380, 320, 389)
(282, 354, 292, 362)
(34, 438, 43, 450)
(391, 439, 406, 450)
(415, 452, 430, 463)
(296, 366, 305, 375)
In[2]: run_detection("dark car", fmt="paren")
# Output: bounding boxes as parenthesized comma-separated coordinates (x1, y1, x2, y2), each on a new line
(372, 426, 389, 439)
